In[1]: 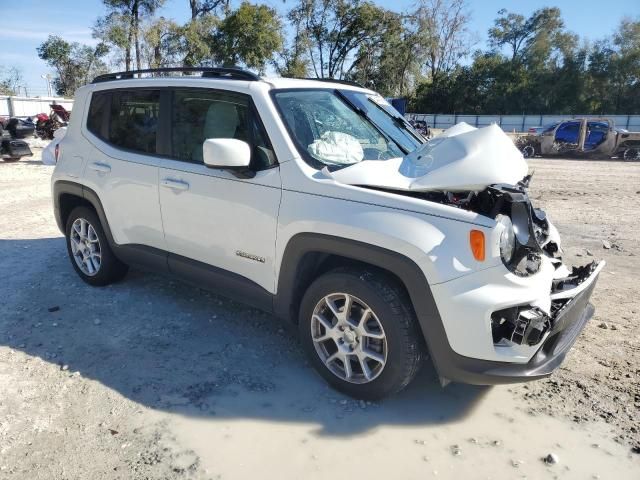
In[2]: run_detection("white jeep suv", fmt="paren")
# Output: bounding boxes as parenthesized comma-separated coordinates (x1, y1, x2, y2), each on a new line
(51, 67, 603, 399)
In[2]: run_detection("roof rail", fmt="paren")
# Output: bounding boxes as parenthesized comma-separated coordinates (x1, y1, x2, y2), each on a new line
(92, 67, 261, 84)
(300, 77, 364, 88)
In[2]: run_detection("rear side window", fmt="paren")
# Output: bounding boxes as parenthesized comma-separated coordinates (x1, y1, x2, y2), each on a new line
(108, 90, 160, 154)
(87, 92, 109, 139)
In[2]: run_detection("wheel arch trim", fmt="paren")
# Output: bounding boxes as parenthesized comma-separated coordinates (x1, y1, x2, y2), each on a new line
(273, 232, 453, 376)
(53, 180, 117, 247)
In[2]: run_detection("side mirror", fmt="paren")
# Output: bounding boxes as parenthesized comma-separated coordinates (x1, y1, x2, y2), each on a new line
(202, 138, 251, 170)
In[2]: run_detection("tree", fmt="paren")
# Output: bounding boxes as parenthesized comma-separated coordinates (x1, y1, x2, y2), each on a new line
(414, 0, 473, 80)
(214, 2, 283, 73)
(37, 36, 109, 96)
(586, 18, 640, 113)
(179, 14, 218, 66)
(288, 0, 389, 79)
(275, 21, 310, 78)
(349, 11, 425, 96)
(95, 0, 165, 71)
(0, 66, 23, 96)
(189, 0, 227, 19)
(140, 17, 182, 68)
(489, 7, 565, 62)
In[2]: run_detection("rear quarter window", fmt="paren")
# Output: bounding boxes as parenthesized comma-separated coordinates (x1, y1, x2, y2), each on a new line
(87, 91, 110, 139)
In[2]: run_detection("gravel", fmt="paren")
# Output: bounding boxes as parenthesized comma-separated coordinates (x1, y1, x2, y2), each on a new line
(1, 154, 639, 479)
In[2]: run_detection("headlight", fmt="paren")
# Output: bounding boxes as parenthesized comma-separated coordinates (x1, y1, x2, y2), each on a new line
(497, 215, 515, 263)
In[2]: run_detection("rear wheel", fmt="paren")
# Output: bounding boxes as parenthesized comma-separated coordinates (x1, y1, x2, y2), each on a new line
(65, 207, 128, 286)
(299, 268, 423, 400)
(623, 148, 640, 161)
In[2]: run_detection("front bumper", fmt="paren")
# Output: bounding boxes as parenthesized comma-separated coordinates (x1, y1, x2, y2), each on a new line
(434, 264, 601, 385)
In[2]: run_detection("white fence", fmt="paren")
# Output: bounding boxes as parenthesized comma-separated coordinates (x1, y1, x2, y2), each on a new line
(0, 96, 74, 118)
(407, 113, 640, 132)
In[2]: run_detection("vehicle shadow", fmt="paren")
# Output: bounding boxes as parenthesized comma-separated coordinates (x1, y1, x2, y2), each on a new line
(0, 237, 490, 436)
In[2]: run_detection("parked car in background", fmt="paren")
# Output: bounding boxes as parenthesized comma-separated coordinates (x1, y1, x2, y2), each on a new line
(517, 118, 640, 160)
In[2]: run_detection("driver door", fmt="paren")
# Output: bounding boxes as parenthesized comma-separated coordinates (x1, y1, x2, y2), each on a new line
(158, 88, 281, 294)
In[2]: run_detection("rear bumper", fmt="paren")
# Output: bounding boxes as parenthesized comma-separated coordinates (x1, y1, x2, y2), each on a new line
(434, 268, 600, 385)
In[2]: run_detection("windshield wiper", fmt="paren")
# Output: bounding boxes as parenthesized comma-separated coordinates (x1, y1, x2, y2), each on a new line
(366, 98, 426, 145)
(335, 90, 408, 155)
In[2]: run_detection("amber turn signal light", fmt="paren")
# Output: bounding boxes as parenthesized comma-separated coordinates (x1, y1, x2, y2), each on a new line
(469, 230, 485, 261)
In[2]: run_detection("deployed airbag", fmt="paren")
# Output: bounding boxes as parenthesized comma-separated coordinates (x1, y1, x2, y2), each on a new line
(309, 131, 364, 165)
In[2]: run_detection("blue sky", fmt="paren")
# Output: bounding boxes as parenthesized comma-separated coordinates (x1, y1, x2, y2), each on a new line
(0, 0, 637, 96)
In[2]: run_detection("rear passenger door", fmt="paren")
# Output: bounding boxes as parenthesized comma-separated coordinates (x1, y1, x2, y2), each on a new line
(158, 88, 281, 294)
(82, 89, 166, 253)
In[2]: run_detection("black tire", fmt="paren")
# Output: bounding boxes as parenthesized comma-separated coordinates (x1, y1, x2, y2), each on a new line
(2, 157, 20, 162)
(65, 206, 128, 286)
(623, 148, 640, 161)
(298, 268, 423, 400)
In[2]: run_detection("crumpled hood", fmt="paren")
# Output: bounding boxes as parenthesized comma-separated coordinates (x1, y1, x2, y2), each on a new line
(324, 123, 528, 192)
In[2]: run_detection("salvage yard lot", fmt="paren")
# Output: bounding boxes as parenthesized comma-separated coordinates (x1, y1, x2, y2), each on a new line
(0, 153, 639, 479)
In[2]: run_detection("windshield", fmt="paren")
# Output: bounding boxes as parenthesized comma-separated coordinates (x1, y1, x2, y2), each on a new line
(272, 89, 422, 168)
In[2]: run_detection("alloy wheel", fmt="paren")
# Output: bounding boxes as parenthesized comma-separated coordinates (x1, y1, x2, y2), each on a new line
(70, 218, 102, 276)
(310, 293, 388, 384)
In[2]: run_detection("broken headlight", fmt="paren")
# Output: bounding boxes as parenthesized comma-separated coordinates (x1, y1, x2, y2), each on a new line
(497, 215, 515, 263)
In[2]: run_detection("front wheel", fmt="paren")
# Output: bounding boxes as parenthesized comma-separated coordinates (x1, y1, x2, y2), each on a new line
(521, 144, 536, 158)
(298, 268, 423, 400)
(65, 207, 128, 286)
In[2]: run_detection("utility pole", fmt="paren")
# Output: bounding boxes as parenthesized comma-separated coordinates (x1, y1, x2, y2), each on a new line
(41, 74, 52, 97)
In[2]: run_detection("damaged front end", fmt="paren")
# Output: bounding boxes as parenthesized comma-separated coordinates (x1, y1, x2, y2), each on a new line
(326, 122, 604, 361)
(420, 176, 604, 350)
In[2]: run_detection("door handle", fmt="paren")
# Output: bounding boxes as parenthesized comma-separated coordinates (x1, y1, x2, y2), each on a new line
(161, 178, 190, 191)
(89, 162, 111, 173)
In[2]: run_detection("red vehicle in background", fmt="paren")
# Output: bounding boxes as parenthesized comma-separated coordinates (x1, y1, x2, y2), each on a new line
(36, 102, 71, 140)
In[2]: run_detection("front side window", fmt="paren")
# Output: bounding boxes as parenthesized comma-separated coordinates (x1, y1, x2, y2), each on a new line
(273, 89, 406, 168)
(108, 90, 160, 154)
(171, 89, 276, 169)
(172, 89, 248, 163)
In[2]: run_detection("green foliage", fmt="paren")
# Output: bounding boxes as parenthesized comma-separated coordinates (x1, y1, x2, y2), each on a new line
(288, 0, 389, 79)
(94, 0, 165, 71)
(37, 36, 108, 96)
(413, 13, 640, 114)
(214, 2, 283, 73)
(179, 15, 218, 66)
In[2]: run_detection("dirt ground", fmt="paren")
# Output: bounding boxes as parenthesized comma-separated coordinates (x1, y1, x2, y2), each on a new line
(0, 150, 638, 479)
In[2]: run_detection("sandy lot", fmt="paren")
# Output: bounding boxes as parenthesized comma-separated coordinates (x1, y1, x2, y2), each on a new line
(0, 151, 638, 479)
